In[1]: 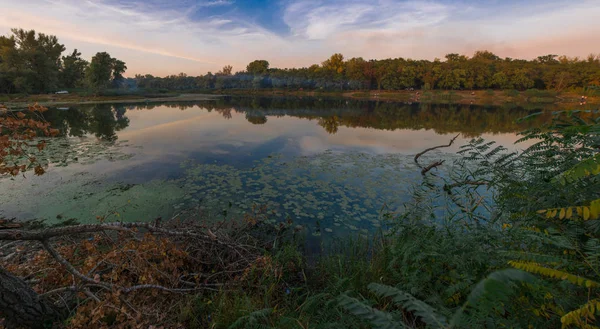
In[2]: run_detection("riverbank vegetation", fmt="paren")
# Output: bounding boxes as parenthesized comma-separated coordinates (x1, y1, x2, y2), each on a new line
(2, 28, 600, 98)
(135, 53, 600, 94)
(0, 29, 126, 94)
(1, 103, 600, 328)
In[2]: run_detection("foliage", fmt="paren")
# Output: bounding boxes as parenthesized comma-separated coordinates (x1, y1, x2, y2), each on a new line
(329, 109, 600, 329)
(132, 52, 600, 92)
(0, 29, 126, 94)
(60, 49, 88, 89)
(0, 29, 65, 94)
(0, 103, 58, 176)
(86, 52, 127, 92)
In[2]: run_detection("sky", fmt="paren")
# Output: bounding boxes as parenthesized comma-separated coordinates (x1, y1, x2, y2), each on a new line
(1, 0, 599, 77)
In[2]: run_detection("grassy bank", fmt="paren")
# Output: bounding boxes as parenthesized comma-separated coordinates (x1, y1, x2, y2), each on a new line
(0, 91, 220, 108)
(1, 88, 597, 108)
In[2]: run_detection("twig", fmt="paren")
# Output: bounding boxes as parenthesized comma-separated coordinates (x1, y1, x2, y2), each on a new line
(121, 284, 222, 294)
(443, 180, 488, 193)
(83, 288, 101, 303)
(40, 239, 111, 289)
(421, 160, 445, 175)
(414, 133, 460, 167)
(40, 285, 77, 297)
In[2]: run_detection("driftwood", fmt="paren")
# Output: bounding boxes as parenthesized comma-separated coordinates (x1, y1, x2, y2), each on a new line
(414, 134, 460, 175)
(0, 219, 22, 230)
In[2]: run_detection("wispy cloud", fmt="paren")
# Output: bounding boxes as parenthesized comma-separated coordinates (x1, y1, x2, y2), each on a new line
(283, 0, 450, 40)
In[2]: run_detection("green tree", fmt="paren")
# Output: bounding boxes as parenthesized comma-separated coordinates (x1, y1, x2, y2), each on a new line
(0, 29, 65, 93)
(246, 60, 269, 75)
(218, 65, 233, 76)
(86, 52, 126, 91)
(60, 49, 88, 88)
(322, 53, 345, 75)
(111, 59, 127, 88)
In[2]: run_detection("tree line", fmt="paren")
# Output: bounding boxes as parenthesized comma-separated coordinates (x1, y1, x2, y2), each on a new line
(135, 52, 600, 92)
(0, 29, 126, 94)
(2, 28, 600, 94)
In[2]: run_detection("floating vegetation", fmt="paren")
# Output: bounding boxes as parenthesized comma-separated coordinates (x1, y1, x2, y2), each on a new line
(39, 137, 134, 168)
(0, 174, 185, 225)
(177, 150, 459, 235)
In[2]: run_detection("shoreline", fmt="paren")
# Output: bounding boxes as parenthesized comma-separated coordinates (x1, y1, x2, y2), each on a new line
(1, 89, 597, 108)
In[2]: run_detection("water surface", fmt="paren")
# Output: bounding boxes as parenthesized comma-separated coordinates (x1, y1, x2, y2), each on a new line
(0, 97, 551, 237)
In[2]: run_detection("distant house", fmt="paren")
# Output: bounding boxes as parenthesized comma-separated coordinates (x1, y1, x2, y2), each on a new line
(55, 90, 69, 94)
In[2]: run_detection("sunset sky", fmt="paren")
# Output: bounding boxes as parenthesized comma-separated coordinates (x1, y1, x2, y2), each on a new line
(1, 0, 599, 76)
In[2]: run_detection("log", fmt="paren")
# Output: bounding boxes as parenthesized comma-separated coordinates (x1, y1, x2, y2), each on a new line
(0, 266, 62, 329)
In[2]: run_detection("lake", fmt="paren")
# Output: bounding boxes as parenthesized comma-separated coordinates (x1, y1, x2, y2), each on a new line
(0, 96, 552, 238)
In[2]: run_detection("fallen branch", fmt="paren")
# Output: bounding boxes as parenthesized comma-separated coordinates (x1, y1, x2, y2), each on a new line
(421, 160, 445, 175)
(0, 221, 211, 242)
(443, 180, 489, 192)
(414, 134, 460, 175)
(0, 217, 272, 327)
(40, 239, 111, 289)
(414, 133, 460, 167)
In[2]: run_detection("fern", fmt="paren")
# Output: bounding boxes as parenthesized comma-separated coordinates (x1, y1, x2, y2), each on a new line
(368, 283, 448, 328)
(445, 269, 535, 328)
(337, 294, 408, 329)
(557, 154, 600, 184)
(228, 308, 273, 329)
(538, 199, 600, 221)
(561, 299, 600, 328)
(508, 261, 599, 288)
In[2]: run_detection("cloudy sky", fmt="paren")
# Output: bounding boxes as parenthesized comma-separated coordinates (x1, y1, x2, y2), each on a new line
(1, 0, 599, 76)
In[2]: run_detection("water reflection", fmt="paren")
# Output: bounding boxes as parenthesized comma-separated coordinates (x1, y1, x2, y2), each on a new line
(44, 97, 551, 142)
(1, 97, 552, 227)
(45, 104, 130, 141)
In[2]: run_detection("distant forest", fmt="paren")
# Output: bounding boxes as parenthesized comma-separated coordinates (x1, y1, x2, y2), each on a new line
(2, 28, 600, 94)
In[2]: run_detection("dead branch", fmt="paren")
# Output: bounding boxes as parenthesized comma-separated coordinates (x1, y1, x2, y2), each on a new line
(0, 217, 272, 326)
(421, 160, 445, 175)
(0, 222, 134, 241)
(414, 134, 460, 172)
(443, 180, 489, 192)
(40, 239, 111, 289)
(121, 283, 222, 294)
(40, 286, 77, 297)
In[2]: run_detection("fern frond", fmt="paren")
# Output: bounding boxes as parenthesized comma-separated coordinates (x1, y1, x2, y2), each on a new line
(337, 294, 407, 329)
(557, 154, 600, 185)
(228, 308, 272, 329)
(368, 283, 448, 328)
(538, 199, 600, 221)
(508, 261, 599, 288)
(463, 269, 535, 306)
(502, 251, 569, 265)
(561, 299, 600, 329)
(450, 269, 535, 327)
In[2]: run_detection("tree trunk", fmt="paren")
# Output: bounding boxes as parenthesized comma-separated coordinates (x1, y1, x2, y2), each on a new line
(0, 266, 62, 329)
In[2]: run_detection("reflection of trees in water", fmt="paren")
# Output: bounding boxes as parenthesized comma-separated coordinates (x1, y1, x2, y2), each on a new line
(245, 113, 268, 125)
(318, 116, 340, 134)
(46, 104, 130, 142)
(58, 97, 552, 137)
(215, 108, 233, 120)
(203, 97, 552, 136)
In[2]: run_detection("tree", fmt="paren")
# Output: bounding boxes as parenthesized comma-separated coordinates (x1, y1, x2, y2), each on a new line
(218, 65, 233, 76)
(472, 50, 500, 62)
(246, 60, 269, 75)
(0, 29, 65, 93)
(322, 53, 345, 75)
(86, 52, 126, 91)
(60, 49, 88, 88)
(111, 59, 127, 88)
(0, 35, 18, 93)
